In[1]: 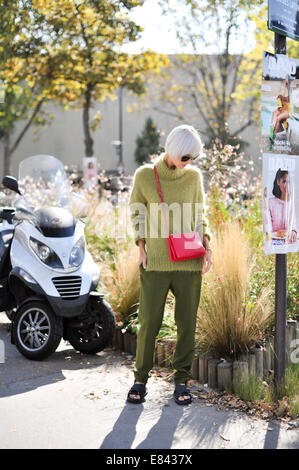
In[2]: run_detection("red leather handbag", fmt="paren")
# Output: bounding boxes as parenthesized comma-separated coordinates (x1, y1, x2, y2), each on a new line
(154, 165, 206, 262)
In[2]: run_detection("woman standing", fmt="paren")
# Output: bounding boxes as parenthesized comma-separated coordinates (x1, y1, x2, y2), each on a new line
(127, 125, 212, 405)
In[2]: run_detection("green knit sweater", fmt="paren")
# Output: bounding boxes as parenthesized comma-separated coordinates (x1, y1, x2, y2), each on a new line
(129, 153, 211, 271)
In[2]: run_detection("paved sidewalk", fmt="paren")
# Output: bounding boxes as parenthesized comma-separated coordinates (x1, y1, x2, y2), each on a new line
(0, 312, 298, 449)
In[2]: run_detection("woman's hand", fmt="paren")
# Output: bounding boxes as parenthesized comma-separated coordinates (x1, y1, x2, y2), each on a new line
(138, 251, 147, 269)
(202, 235, 212, 275)
(137, 239, 147, 269)
(202, 249, 212, 275)
(288, 230, 297, 244)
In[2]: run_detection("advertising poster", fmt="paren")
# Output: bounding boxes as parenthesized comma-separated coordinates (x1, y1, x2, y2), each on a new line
(82, 157, 98, 188)
(262, 52, 299, 254)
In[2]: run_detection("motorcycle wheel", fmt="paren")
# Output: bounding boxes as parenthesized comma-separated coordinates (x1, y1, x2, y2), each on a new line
(13, 300, 63, 360)
(65, 299, 115, 354)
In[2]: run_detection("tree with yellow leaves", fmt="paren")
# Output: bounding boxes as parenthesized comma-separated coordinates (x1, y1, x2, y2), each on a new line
(31, 0, 168, 158)
(0, 0, 53, 175)
(0, 0, 168, 174)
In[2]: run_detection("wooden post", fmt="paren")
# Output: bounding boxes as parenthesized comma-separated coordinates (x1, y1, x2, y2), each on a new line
(198, 356, 205, 384)
(263, 338, 272, 379)
(112, 328, 118, 348)
(154, 342, 158, 364)
(252, 347, 263, 379)
(269, 335, 275, 371)
(123, 331, 131, 353)
(191, 354, 199, 380)
(208, 359, 221, 389)
(217, 362, 233, 391)
(249, 353, 256, 377)
(164, 340, 174, 368)
(198, 355, 213, 384)
(233, 361, 249, 384)
(273, 33, 287, 395)
(119, 329, 124, 351)
(157, 341, 165, 366)
(239, 353, 249, 363)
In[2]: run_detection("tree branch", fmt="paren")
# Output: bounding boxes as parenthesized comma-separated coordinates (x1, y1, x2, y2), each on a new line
(190, 91, 217, 139)
(9, 97, 46, 155)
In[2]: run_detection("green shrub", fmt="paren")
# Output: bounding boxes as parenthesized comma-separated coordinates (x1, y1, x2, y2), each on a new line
(227, 374, 266, 403)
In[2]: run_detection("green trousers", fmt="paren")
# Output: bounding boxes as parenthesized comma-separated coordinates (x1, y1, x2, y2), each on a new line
(134, 265, 202, 385)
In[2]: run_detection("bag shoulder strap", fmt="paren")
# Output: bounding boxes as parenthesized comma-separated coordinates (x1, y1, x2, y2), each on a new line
(154, 164, 169, 234)
(154, 165, 164, 203)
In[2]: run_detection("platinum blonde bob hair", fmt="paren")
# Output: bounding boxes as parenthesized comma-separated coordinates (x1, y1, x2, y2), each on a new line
(165, 125, 203, 161)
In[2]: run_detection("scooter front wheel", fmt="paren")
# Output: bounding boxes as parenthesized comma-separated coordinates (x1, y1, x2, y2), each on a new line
(13, 300, 63, 360)
(65, 298, 115, 354)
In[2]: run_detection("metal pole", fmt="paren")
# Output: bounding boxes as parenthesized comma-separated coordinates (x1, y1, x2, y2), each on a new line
(119, 86, 123, 166)
(273, 32, 287, 396)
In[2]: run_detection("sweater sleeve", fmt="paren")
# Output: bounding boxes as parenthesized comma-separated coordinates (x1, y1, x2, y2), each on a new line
(128, 169, 147, 246)
(195, 171, 212, 242)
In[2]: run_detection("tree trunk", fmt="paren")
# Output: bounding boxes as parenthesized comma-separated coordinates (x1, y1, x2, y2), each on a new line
(3, 129, 11, 176)
(83, 86, 94, 157)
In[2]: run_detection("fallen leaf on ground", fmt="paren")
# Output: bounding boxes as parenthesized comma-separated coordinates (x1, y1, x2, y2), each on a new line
(84, 392, 101, 400)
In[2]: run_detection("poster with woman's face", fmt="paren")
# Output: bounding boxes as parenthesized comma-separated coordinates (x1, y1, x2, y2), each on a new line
(262, 52, 299, 255)
(262, 52, 299, 155)
(262, 154, 298, 254)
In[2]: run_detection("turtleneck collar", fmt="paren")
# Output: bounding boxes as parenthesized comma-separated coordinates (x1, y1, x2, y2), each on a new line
(154, 153, 187, 180)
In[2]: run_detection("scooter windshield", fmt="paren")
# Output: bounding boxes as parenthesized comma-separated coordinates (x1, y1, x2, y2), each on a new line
(14, 155, 88, 225)
(18, 155, 70, 210)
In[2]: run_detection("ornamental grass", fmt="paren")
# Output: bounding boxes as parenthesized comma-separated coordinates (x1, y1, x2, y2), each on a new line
(100, 245, 141, 324)
(196, 222, 274, 360)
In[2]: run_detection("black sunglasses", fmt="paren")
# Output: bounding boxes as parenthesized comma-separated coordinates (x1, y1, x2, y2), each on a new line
(181, 154, 199, 162)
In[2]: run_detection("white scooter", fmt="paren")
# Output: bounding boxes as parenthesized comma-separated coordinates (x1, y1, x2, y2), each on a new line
(0, 155, 115, 360)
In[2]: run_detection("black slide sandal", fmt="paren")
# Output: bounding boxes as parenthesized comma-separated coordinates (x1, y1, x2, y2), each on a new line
(127, 383, 147, 404)
(173, 384, 192, 406)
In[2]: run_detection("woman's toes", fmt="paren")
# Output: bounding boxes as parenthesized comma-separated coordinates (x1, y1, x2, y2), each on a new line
(178, 395, 189, 401)
(130, 393, 140, 400)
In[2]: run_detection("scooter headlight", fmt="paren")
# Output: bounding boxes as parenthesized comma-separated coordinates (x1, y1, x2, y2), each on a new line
(69, 237, 85, 267)
(29, 237, 63, 269)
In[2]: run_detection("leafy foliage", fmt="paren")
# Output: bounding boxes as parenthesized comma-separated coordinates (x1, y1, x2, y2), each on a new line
(134, 117, 163, 165)
(31, 0, 168, 157)
(0, 0, 53, 174)
(147, 0, 269, 148)
(0, 0, 168, 172)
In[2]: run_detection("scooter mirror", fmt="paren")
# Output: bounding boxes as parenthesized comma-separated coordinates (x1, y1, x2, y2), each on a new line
(2, 176, 22, 195)
(0, 208, 15, 224)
